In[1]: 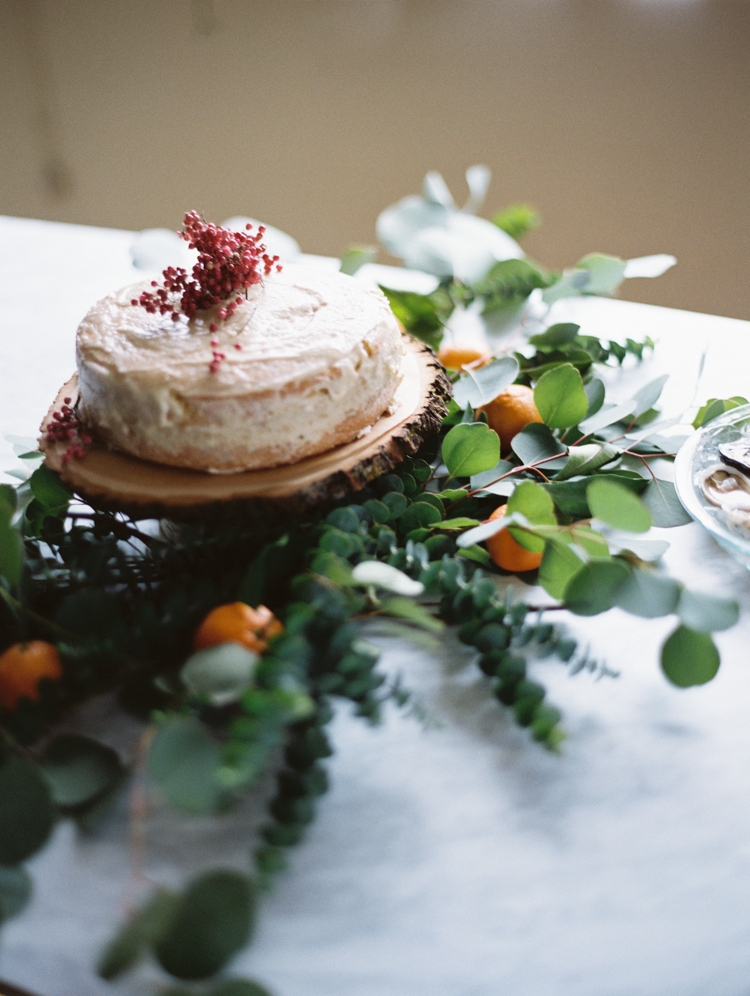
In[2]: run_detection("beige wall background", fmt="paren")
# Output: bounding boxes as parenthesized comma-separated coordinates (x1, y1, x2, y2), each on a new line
(2, 0, 749, 318)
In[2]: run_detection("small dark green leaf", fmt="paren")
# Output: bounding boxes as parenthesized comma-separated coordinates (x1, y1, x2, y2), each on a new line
(511, 423, 567, 467)
(534, 364, 589, 429)
(399, 501, 442, 534)
(587, 477, 652, 533)
(563, 559, 630, 616)
(0, 864, 32, 923)
(677, 589, 739, 633)
(381, 491, 408, 518)
(148, 717, 224, 814)
(29, 464, 71, 511)
(542, 479, 590, 519)
(154, 870, 256, 980)
(442, 422, 500, 479)
(40, 733, 124, 809)
(0, 757, 56, 865)
(661, 626, 720, 687)
(614, 568, 681, 618)
(641, 479, 692, 527)
(98, 888, 179, 980)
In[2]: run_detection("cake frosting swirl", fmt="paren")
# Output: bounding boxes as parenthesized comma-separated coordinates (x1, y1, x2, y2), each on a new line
(76, 264, 405, 472)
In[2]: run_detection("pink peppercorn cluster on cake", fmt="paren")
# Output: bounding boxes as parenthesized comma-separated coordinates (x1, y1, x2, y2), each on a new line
(74, 213, 405, 473)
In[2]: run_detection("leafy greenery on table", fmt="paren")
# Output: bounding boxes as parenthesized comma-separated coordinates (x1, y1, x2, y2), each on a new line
(0, 172, 741, 992)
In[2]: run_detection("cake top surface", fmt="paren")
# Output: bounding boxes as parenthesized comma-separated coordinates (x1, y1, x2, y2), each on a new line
(76, 264, 399, 396)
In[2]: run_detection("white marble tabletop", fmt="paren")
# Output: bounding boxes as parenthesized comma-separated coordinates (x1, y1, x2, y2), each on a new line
(2, 216, 750, 996)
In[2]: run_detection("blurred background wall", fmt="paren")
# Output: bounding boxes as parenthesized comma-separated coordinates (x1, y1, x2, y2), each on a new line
(1, 0, 748, 318)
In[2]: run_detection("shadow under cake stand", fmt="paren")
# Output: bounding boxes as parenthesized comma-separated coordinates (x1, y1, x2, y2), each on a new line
(39, 337, 451, 519)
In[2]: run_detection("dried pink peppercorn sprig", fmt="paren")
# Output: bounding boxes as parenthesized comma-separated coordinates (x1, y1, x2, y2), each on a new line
(131, 211, 282, 334)
(46, 398, 93, 463)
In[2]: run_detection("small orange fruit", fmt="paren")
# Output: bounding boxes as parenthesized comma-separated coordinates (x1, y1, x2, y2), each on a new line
(193, 602, 283, 654)
(485, 505, 544, 573)
(0, 641, 63, 711)
(437, 345, 492, 370)
(477, 384, 542, 453)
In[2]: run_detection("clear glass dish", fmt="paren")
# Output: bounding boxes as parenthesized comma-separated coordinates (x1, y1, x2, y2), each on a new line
(674, 403, 750, 570)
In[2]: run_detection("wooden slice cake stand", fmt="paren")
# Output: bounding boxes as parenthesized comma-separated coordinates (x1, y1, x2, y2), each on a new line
(39, 337, 451, 519)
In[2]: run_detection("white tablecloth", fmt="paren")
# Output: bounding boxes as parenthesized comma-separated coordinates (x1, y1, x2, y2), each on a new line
(2, 216, 750, 996)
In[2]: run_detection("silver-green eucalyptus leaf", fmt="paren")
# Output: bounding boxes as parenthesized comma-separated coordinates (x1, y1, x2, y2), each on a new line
(181, 644, 260, 706)
(452, 356, 519, 409)
(351, 561, 424, 597)
(623, 254, 676, 278)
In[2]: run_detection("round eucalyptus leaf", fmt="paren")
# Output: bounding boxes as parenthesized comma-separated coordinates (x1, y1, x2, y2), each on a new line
(511, 423, 567, 468)
(442, 422, 501, 479)
(40, 733, 124, 809)
(154, 870, 256, 981)
(28, 464, 72, 511)
(181, 644, 259, 705)
(640, 478, 692, 527)
(148, 717, 224, 814)
(587, 477, 652, 534)
(534, 363, 589, 429)
(506, 481, 556, 551)
(452, 356, 519, 410)
(538, 538, 586, 601)
(351, 561, 424, 596)
(661, 626, 720, 687)
(614, 568, 681, 619)
(0, 757, 56, 865)
(399, 501, 443, 535)
(0, 863, 32, 922)
(677, 589, 739, 633)
(564, 559, 630, 616)
(577, 253, 627, 295)
(97, 888, 179, 981)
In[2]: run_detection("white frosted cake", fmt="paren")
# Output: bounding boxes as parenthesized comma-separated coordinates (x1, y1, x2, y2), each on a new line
(75, 264, 405, 472)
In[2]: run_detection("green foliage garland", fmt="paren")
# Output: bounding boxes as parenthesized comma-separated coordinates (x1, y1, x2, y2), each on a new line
(0, 195, 742, 992)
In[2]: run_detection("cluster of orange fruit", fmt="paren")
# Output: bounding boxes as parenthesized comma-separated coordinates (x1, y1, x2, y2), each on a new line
(0, 603, 284, 715)
(437, 345, 544, 574)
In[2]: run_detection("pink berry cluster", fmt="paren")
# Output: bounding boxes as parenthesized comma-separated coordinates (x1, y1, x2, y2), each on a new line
(131, 211, 282, 336)
(46, 398, 92, 463)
